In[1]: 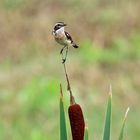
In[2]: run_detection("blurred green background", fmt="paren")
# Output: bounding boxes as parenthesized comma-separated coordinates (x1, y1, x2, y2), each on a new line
(0, 0, 140, 140)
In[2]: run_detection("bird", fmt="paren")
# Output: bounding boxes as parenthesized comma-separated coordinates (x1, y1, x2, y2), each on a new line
(52, 22, 78, 63)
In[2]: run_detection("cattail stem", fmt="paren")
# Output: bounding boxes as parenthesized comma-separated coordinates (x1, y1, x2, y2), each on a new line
(63, 63, 75, 105)
(62, 61, 85, 140)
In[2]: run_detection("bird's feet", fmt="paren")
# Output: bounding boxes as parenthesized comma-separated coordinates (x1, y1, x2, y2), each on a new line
(62, 59, 66, 64)
(60, 46, 67, 63)
(60, 48, 64, 54)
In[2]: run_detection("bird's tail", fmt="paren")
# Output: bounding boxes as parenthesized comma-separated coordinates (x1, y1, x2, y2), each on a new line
(72, 43, 79, 48)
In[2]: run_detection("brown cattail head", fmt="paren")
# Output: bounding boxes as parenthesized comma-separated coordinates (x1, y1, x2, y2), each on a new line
(68, 103, 85, 140)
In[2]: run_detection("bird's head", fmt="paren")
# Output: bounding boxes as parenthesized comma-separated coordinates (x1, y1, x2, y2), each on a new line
(54, 22, 67, 30)
(52, 22, 67, 35)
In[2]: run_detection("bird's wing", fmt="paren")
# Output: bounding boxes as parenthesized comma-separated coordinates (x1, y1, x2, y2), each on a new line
(64, 31, 73, 43)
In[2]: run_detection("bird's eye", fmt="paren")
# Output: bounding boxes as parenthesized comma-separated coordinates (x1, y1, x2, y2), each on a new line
(54, 25, 61, 30)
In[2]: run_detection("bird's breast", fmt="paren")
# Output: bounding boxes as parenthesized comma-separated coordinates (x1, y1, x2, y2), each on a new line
(55, 34, 67, 46)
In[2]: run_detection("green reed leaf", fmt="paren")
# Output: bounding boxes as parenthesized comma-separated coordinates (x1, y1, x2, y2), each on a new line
(60, 84, 67, 140)
(84, 125, 89, 140)
(103, 85, 112, 140)
(119, 107, 130, 140)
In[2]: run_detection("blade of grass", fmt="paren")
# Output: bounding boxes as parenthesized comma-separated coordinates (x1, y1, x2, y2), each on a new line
(119, 107, 130, 140)
(60, 84, 67, 140)
(103, 85, 112, 140)
(84, 123, 89, 140)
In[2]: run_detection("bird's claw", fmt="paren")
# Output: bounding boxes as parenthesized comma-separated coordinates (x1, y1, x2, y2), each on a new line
(62, 59, 66, 64)
(60, 48, 63, 54)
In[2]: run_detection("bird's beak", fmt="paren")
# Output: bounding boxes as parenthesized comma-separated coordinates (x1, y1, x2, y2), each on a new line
(63, 23, 67, 26)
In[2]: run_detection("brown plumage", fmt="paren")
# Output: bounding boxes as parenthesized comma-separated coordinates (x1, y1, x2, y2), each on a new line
(68, 103, 85, 140)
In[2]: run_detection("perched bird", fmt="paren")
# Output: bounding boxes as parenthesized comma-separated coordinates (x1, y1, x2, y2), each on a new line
(52, 22, 78, 63)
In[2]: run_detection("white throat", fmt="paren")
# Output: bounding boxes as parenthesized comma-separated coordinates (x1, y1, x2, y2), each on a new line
(56, 27, 65, 34)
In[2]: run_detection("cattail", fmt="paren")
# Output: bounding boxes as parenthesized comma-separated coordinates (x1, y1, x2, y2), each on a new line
(68, 95, 85, 140)
(62, 63, 85, 140)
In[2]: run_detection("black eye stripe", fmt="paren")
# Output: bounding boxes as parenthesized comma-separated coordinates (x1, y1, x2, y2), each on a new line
(54, 25, 60, 30)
